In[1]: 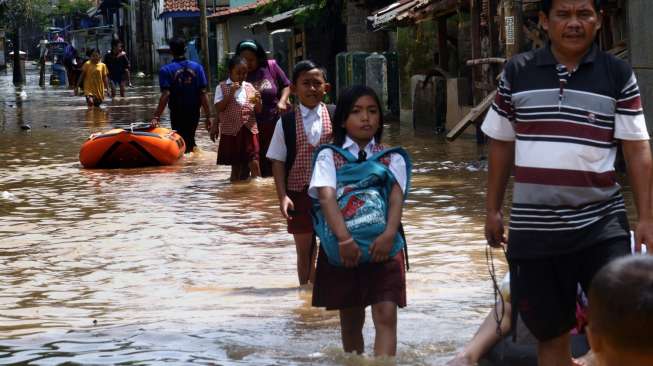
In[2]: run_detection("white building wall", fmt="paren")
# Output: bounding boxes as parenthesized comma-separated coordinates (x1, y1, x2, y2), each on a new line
(152, 0, 173, 70)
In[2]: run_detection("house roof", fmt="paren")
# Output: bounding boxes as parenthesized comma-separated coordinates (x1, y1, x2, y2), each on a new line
(164, 0, 200, 12)
(208, 0, 271, 21)
(367, 0, 461, 31)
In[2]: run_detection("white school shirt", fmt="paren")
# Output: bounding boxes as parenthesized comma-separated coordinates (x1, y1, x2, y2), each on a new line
(308, 136, 408, 199)
(266, 103, 325, 162)
(213, 78, 249, 105)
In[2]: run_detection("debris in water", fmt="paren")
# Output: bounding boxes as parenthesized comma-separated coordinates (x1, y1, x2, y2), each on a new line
(20, 124, 31, 130)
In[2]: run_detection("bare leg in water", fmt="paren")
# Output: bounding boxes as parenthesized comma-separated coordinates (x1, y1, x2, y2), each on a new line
(447, 301, 512, 366)
(340, 307, 365, 354)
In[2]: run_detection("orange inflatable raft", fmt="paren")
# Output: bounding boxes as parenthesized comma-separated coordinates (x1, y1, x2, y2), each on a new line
(79, 124, 186, 168)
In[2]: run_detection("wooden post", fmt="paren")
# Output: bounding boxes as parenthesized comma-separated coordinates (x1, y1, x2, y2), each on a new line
(471, 0, 482, 104)
(437, 16, 449, 71)
(488, 0, 498, 57)
(12, 27, 23, 86)
(503, 0, 523, 58)
(199, 0, 212, 87)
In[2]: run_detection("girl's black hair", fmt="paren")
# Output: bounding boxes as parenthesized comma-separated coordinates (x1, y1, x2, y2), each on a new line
(541, 0, 601, 14)
(235, 39, 268, 71)
(87, 48, 99, 57)
(333, 85, 384, 147)
(227, 55, 247, 71)
(291, 60, 327, 84)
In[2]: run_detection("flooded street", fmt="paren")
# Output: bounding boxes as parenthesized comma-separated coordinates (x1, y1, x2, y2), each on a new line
(0, 64, 631, 365)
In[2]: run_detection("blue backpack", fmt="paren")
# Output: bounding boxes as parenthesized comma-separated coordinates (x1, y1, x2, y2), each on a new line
(169, 60, 203, 113)
(311, 144, 412, 267)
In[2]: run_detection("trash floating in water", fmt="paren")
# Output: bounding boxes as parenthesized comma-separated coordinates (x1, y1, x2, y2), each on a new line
(20, 124, 31, 130)
(16, 90, 27, 100)
(1, 191, 19, 202)
(136, 72, 146, 78)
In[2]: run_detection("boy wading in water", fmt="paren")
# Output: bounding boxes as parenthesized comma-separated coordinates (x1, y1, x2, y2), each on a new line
(78, 49, 109, 108)
(267, 60, 333, 286)
(482, 0, 653, 365)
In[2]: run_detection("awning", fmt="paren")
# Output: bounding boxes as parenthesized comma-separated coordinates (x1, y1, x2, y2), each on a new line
(208, 0, 271, 21)
(247, 6, 309, 34)
(367, 0, 458, 31)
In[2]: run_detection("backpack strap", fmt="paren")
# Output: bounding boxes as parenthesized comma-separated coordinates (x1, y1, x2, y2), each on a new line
(325, 104, 336, 123)
(284, 104, 337, 184)
(281, 111, 297, 184)
(368, 146, 413, 271)
(312, 144, 357, 166)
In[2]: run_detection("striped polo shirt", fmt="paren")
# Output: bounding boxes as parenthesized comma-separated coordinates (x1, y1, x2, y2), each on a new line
(482, 44, 649, 258)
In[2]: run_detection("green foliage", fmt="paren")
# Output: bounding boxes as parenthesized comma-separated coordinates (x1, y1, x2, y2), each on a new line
(0, 0, 53, 31)
(216, 58, 229, 82)
(55, 0, 94, 18)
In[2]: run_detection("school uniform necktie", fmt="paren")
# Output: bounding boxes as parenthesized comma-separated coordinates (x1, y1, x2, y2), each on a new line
(357, 150, 367, 163)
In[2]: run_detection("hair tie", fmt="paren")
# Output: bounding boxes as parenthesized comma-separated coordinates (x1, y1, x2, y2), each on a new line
(239, 41, 257, 51)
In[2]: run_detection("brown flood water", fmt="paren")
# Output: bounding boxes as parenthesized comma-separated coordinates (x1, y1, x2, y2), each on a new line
(0, 65, 636, 365)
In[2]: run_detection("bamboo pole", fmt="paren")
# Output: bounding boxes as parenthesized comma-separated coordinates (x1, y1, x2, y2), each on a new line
(199, 0, 212, 88)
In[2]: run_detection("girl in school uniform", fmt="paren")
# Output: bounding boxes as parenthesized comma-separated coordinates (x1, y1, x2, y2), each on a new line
(308, 85, 410, 357)
(212, 55, 262, 181)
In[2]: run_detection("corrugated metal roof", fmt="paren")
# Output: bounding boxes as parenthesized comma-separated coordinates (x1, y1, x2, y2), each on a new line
(246, 6, 308, 33)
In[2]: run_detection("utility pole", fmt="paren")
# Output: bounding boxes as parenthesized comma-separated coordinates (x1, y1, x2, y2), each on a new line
(199, 0, 212, 88)
(12, 27, 23, 85)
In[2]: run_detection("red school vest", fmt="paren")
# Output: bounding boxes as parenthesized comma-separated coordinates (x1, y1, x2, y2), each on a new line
(218, 82, 258, 136)
(287, 104, 333, 192)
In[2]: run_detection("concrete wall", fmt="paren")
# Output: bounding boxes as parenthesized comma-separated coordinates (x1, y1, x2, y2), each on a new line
(226, 15, 269, 55)
(627, 0, 653, 133)
(152, 0, 172, 70)
(346, 0, 386, 52)
(397, 20, 439, 111)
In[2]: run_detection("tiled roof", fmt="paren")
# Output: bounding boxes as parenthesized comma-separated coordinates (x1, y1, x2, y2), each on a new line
(208, 0, 271, 20)
(164, 0, 200, 13)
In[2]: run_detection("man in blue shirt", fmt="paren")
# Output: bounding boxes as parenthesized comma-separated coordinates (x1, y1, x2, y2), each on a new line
(151, 37, 211, 152)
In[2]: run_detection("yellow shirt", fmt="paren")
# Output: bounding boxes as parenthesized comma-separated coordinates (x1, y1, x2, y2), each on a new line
(82, 61, 108, 100)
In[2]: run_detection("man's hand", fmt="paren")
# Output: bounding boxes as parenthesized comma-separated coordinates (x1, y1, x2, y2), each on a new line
(204, 116, 212, 132)
(149, 118, 160, 128)
(209, 120, 219, 142)
(633, 219, 653, 253)
(370, 231, 395, 262)
(279, 195, 294, 220)
(485, 210, 507, 248)
(232, 82, 241, 90)
(339, 238, 361, 268)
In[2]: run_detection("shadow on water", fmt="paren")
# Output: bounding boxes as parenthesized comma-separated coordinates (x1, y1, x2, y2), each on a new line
(0, 64, 637, 365)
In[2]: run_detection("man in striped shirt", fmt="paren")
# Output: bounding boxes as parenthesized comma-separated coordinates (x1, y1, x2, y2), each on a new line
(482, 0, 653, 365)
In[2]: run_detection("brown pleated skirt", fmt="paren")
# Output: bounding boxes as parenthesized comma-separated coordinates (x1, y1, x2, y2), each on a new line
(312, 246, 406, 310)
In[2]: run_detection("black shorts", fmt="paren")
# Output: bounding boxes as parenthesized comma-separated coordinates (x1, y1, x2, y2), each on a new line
(170, 110, 200, 151)
(509, 236, 630, 342)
